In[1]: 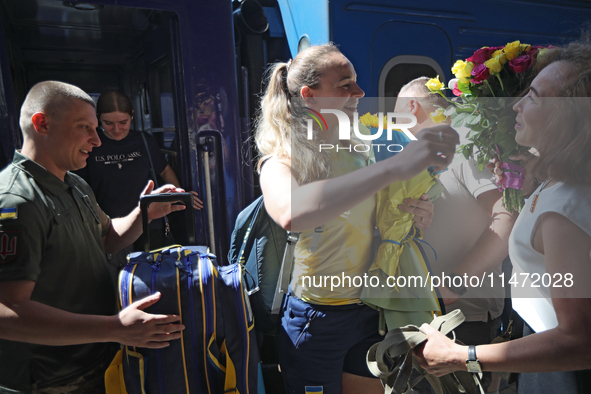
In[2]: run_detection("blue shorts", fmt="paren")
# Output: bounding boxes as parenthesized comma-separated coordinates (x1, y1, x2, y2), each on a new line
(278, 294, 383, 394)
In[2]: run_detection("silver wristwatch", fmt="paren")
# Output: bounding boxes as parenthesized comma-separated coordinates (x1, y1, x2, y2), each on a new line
(448, 273, 467, 296)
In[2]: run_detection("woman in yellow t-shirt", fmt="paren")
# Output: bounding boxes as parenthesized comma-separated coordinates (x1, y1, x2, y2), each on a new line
(255, 43, 459, 394)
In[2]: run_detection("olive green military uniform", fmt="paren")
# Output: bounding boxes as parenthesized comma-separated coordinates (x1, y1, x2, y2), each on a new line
(0, 152, 117, 393)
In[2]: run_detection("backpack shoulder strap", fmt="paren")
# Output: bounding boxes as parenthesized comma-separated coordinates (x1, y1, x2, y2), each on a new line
(237, 196, 265, 263)
(228, 195, 265, 265)
(271, 231, 299, 314)
(139, 131, 160, 188)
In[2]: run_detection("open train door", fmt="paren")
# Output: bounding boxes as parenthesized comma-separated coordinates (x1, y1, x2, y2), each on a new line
(136, 16, 201, 248)
(141, 9, 233, 259)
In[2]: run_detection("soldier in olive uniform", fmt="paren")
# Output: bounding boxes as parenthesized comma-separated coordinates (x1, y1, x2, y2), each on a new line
(0, 81, 186, 393)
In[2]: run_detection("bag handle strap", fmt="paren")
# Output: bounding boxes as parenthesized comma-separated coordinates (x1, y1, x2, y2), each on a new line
(140, 131, 174, 244)
(140, 131, 160, 189)
(366, 310, 485, 394)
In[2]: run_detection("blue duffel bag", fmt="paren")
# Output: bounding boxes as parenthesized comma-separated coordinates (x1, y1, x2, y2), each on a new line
(118, 193, 260, 394)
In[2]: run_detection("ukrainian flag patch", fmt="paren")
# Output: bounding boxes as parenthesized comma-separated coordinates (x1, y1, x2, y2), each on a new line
(305, 386, 323, 394)
(0, 207, 17, 220)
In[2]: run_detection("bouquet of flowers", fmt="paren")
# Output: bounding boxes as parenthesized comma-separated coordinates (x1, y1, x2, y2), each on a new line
(426, 41, 550, 212)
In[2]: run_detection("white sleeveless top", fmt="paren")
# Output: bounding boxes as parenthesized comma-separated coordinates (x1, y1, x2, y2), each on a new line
(508, 181, 591, 332)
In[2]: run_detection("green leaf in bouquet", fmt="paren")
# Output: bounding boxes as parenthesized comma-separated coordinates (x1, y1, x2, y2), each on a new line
(451, 111, 472, 127)
(494, 130, 505, 145)
(455, 105, 478, 114)
(443, 105, 457, 117)
(461, 114, 480, 127)
(501, 151, 513, 161)
(496, 116, 515, 134)
(467, 127, 481, 139)
(504, 137, 517, 153)
(477, 154, 486, 171)
(466, 113, 482, 126)
(478, 83, 491, 97)
(468, 123, 486, 132)
(494, 132, 518, 154)
(457, 80, 473, 95)
(461, 144, 474, 160)
(488, 103, 503, 112)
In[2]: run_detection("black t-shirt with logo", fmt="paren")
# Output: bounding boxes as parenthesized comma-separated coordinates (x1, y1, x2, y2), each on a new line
(76, 130, 167, 218)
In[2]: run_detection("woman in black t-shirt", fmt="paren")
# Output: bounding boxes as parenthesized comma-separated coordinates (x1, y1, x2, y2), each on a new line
(77, 91, 202, 278)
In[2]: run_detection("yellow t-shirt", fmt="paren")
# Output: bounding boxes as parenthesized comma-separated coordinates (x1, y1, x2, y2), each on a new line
(291, 148, 376, 305)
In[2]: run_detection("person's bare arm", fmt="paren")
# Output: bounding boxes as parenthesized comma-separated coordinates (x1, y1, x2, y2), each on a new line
(161, 165, 203, 210)
(160, 164, 180, 187)
(0, 280, 184, 348)
(262, 125, 459, 232)
(414, 212, 591, 374)
(439, 189, 516, 304)
(103, 181, 185, 254)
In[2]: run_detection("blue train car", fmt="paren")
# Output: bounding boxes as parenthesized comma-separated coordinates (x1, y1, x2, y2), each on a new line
(1, 2, 591, 390)
(2, 1, 590, 262)
(279, 0, 591, 100)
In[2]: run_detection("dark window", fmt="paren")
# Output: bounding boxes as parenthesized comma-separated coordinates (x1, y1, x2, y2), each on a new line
(384, 63, 439, 98)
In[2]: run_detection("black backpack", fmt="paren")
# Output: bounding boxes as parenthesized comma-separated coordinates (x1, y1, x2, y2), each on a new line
(227, 196, 298, 335)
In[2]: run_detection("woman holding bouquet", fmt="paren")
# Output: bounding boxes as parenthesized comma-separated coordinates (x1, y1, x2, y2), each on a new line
(255, 43, 459, 394)
(414, 42, 591, 393)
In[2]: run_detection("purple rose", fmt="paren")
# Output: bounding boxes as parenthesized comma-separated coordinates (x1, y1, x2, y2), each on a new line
(470, 63, 489, 84)
(467, 47, 494, 64)
(508, 54, 534, 74)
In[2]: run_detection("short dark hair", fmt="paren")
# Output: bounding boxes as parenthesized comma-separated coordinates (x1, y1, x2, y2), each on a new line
(96, 90, 133, 117)
(20, 80, 95, 137)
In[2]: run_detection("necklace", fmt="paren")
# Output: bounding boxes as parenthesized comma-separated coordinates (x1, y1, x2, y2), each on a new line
(530, 179, 551, 213)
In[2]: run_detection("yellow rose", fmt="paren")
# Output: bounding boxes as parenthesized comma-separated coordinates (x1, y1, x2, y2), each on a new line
(520, 43, 531, 52)
(359, 113, 387, 128)
(492, 49, 504, 58)
(452, 60, 466, 75)
(452, 60, 474, 83)
(425, 76, 445, 92)
(504, 40, 521, 61)
(429, 107, 447, 124)
(485, 54, 506, 73)
(359, 113, 376, 128)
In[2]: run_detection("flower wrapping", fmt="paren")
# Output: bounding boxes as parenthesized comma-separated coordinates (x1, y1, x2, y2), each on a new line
(356, 119, 442, 326)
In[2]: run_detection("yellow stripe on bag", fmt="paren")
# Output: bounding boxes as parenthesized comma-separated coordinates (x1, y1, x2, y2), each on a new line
(176, 267, 190, 394)
(128, 264, 138, 353)
(124, 349, 146, 394)
(104, 349, 128, 394)
(198, 257, 213, 393)
(223, 339, 239, 394)
(208, 335, 226, 372)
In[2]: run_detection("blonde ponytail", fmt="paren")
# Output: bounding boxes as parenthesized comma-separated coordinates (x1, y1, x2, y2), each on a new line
(255, 44, 343, 185)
